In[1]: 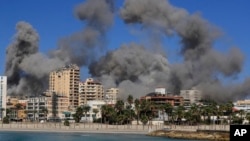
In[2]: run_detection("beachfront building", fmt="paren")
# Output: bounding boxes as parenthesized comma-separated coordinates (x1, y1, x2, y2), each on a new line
(234, 99, 250, 113)
(140, 92, 183, 107)
(0, 76, 7, 120)
(26, 96, 48, 121)
(46, 93, 69, 120)
(49, 64, 80, 110)
(26, 94, 70, 121)
(105, 88, 119, 105)
(80, 100, 106, 122)
(79, 78, 104, 105)
(180, 87, 202, 105)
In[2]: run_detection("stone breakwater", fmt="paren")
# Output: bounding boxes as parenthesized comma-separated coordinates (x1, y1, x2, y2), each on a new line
(148, 130, 229, 141)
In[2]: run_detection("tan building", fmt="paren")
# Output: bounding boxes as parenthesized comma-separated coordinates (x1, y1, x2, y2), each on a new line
(79, 78, 104, 105)
(49, 64, 80, 110)
(46, 94, 69, 119)
(105, 88, 119, 105)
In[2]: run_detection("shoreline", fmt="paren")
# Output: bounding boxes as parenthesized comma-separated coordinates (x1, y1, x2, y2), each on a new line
(148, 129, 230, 141)
(0, 123, 231, 140)
(0, 128, 148, 134)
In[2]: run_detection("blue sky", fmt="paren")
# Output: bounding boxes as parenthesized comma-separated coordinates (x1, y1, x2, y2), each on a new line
(0, 0, 250, 81)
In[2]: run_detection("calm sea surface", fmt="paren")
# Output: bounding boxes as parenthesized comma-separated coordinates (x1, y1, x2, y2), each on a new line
(0, 131, 202, 141)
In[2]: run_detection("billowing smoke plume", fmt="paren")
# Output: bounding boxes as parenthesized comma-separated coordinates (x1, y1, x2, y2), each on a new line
(5, 0, 250, 101)
(5, 0, 114, 96)
(5, 22, 65, 96)
(89, 43, 170, 98)
(50, 0, 114, 66)
(89, 0, 250, 101)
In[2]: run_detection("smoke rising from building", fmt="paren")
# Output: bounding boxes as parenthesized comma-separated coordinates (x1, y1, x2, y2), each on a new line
(90, 0, 249, 101)
(5, 0, 114, 96)
(4, 0, 250, 101)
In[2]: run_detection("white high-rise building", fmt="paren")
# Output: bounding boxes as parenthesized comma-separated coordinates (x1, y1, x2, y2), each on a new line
(180, 87, 202, 105)
(105, 88, 119, 105)
(0, 76, 7, 119)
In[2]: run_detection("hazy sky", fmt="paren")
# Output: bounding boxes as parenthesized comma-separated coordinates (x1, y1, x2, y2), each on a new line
(1, 0, 250, 82)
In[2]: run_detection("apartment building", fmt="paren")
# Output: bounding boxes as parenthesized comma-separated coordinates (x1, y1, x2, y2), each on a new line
(105, 88, 119, 105)
(26, 96, 48, 121)
(180, 87, 202, 105)
(81, 100, 106, 122)
(140, 92, 183, 107)
(234, 99, 250, 113)
(79, 78, 104, 105)
(46, 93, 69, 120)
(49, 64, 80, 110)
(0, 76, 7, 119)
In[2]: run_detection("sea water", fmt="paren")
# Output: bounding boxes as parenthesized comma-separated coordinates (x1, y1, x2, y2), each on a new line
(0, 131, 202, 141)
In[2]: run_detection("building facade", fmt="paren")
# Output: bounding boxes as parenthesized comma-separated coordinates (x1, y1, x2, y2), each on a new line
(180, 87, 202, 105)
(49, 64, 80, 110)
(0, 76, 7, 119)
(155, 88, 166, 94)
(46, 94, 69, 120)
(140, 92, 183, 107)
(105, 88, 119, 105)
(79, 78, 104, 105)
(80, 100, 106, 122)
(26, 96, 48, 121)
(234, 100, 250, 113)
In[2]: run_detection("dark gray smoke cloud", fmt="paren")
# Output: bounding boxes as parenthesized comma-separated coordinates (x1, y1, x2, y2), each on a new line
(89, 0, 250, 101)
(5, 0, 250, 101)
(5, 0, 114, 96)
(5, 21, 65, 96)
(50, 0, 114, 66)
(89, 43, 170, 98)
(5, 21, 44, 96)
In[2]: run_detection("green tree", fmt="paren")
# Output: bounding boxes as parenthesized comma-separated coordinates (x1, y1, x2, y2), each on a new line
(164, 103, 173, 123)
(0, 108, 5, 119)
(82, 105, 91, 121)
(127, 95, 133, 106)
(64, 119, 70, 126)
(41, 108, 48, 121)
(115, 100, 124, 114)
(3, 116, 9, 124)
(134, 99, 141, 125)
(92, 108, 99, 120)
(73, 107, 83, 123)
(175, 105, 185, 124)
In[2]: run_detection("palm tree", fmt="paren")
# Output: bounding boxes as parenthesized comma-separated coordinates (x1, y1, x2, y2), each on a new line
(134, 99, 140, 125)
(225, 101, 234, 125)
(115, 100, 124, 114)
(246, 113, 250, 124)
(0, 108, 5, 120)
(127, 95, 134, 124)
(73, 107, 83, 123)
(238, 110, 245, 124)
(92, 108, 99, 120)
(101, 105, 114, 124)
(175, 105, 185, 124)
(164, 103, 173, 123)
(189, 104, 201, 125)
(127, 95, 133, 106)
(82, 105, 91, 122)
(41, 108, 48, 121)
